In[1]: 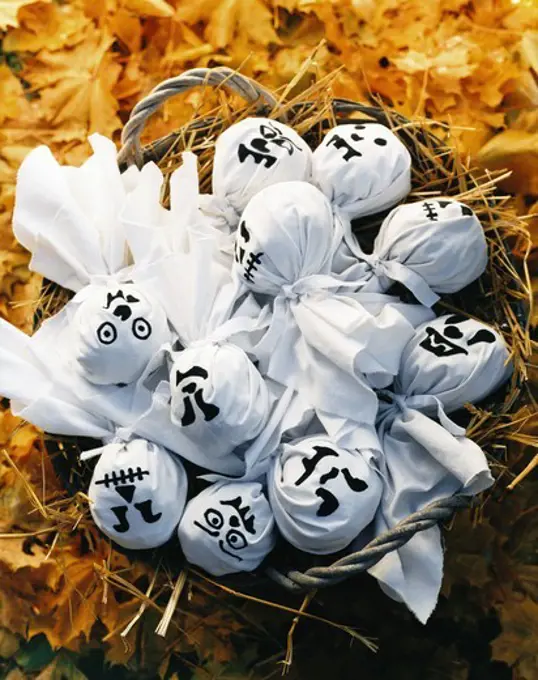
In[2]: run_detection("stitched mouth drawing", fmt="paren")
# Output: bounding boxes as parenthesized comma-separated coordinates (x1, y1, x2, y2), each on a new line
(419, 327, 469, 357)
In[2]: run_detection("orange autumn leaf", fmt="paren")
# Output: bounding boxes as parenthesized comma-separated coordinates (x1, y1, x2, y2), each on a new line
(122, 0, 174, 18)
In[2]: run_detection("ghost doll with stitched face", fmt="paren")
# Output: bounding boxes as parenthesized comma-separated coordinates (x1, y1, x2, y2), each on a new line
(311, 122, 412, 221)
(396, 313, 512, 414)
(88, 438, 188, 550)
(70, 282, 171, 386)
(177, 481, 276, 576)
(200, 117, 313, 231)
(269, 436, 383, 555)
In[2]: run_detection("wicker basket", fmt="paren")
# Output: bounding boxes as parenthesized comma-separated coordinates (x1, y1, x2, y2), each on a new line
(44, 67, 531, 595)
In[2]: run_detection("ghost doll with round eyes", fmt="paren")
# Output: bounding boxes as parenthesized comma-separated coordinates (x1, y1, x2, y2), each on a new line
(311, 122, 412, 222)
(88, 438, 188, 550)
(199, 117, 313, 232)
(70, 282, 171, 386)
(177, 482, 276, 576)
(269, 436, 383, 555)
(357, 314, 511, 625)
(345, 199, 488, 307)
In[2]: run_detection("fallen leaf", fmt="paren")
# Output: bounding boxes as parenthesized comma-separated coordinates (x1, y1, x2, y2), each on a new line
(491, 595, 538, 667)
(24, 26, 122, 137)
(477, 130, 538, 194)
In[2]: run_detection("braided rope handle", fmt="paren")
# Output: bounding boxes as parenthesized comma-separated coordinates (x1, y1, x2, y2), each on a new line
(266, 493, 471, 591)
(118, 67, 280, 168)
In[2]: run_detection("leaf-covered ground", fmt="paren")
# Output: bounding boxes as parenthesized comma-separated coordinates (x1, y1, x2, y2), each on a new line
(0, 1, 537, 678)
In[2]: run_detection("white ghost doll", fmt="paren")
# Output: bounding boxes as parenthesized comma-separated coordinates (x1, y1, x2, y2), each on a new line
(232, 180, 435, 448)
(178, 481, 276, 575)
(344, 199, 488, 307)
(87, 438, 188, 550)
(269, 436, 383, 555)
(126, 168, 274, 472)
(311, 122, 411, 221)
(355, 314, 512, 624)
(13, 134, 173, 387)
(199, 117, 312, 232)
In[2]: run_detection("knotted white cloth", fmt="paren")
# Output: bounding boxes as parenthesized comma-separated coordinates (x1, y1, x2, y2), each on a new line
(88, 438, 188, 550)
(200, 117, 312, 231)
(311, 122, 411, 221)
(177, 481, 276, 575)
(269, 435, 383, 554)
(354, 314, 512, 624)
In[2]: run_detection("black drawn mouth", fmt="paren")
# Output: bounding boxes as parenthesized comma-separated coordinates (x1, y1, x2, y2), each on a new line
(194, 521, 219, 538)
(219, 539, 243, 561)
(419, 327, 469, 357)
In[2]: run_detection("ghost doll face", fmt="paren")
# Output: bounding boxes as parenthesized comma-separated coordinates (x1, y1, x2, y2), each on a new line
(269, 437, 382, 555)
(177, 482, 276, 576)
(88, 439, 188, 550)
(169, 343, 270, 459)
(397, 314, 512, 410)
(72, 283, 171, 386)
(312, 122, 411, 219)
(212, 117, 312, 215)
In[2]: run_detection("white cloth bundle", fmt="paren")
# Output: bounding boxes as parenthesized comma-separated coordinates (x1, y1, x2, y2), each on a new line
(177, 481, 276, 575)
(87, 438, 188, 550)
(269, 435, 383, 554)
(357, 315, 512, 623)
(13, 134, 138, 292)
(345, 199, 488, 307)
(200, 117, 312, 231)
(70, 282, 171, 386)
(121, 153, 235, 269)
(130, 204, 273, 468)
(311, 122, 411, 221)
(233, 181, 435, 440)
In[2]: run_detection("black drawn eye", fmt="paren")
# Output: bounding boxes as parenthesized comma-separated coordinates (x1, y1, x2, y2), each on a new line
(132, 317, 152, 340)
(225, 529, 247, 550)
(204, 509, 224, 530)
(374, 138, 387, 146)
(97, 321, 117, 345)
(444, 325, 464, 339)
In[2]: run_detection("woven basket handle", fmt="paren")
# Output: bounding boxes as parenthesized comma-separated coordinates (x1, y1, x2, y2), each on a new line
(118, 67, 279, 168)
(266, 493, 471, 591)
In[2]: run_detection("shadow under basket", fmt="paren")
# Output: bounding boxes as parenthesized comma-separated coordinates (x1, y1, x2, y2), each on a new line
(43, 67, 532, 595)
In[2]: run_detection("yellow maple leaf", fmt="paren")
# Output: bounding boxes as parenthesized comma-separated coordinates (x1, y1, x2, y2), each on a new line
(23, 26, 122, 137)
(3, 2, 90, 52)
(176, 0, 280, 48)
(0, 0, 49, 30)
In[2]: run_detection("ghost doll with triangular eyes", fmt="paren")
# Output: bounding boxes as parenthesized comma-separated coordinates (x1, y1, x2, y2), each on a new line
(178, 481, 276, 576)
(269, 435, 383, 555)
(87, 438, 188, 550)
(354, 314, 512, 624)
(311, 122, 412, 222)
(341, 198, 488, 307)
(198, 117, 313, 233)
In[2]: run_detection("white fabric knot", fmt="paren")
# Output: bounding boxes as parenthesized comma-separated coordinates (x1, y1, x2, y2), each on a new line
(199, 193, 241, 232)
